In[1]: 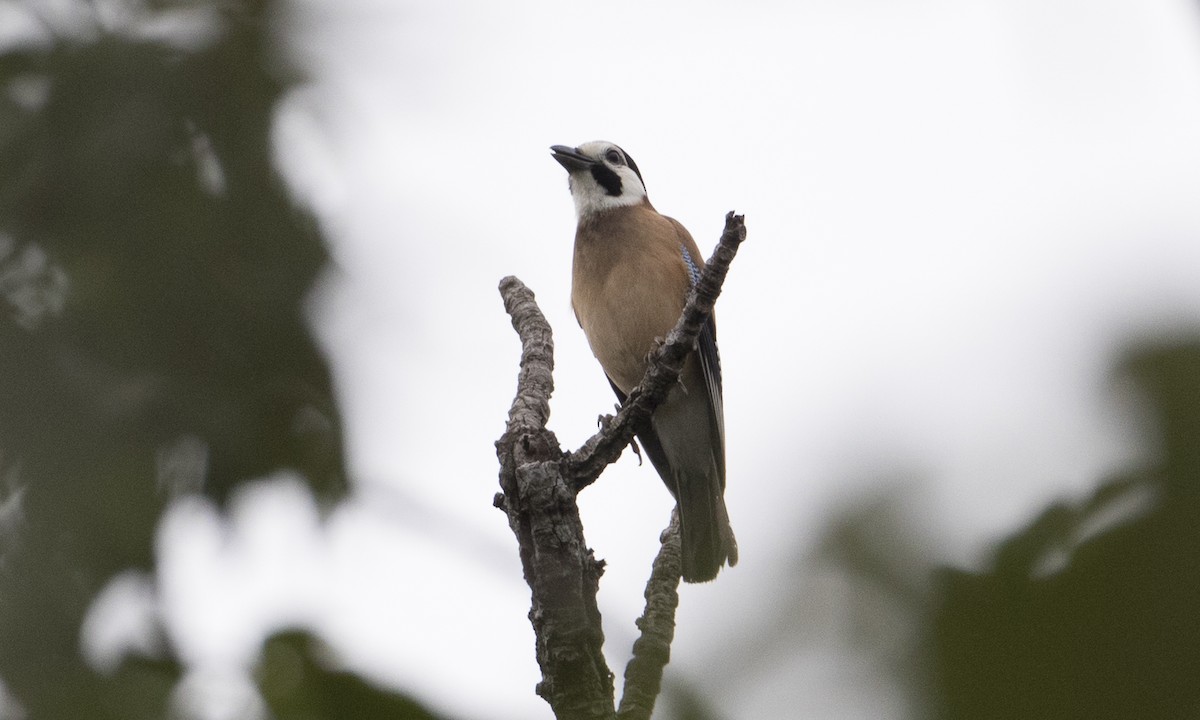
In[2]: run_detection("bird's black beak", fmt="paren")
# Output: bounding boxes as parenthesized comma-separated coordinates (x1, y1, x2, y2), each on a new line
(551, 145, 594, 172)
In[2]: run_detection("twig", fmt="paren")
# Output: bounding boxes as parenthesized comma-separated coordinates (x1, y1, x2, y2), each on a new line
(617, 509, 684, 720)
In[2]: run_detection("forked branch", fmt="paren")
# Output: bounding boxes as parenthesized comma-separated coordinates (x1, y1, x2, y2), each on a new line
(494, 212, 747, 719)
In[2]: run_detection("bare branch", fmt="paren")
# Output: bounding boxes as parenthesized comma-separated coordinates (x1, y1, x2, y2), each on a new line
(499, 275, 556, 436)
(495, 277, 615, 719)
(617, 510, 684, 720)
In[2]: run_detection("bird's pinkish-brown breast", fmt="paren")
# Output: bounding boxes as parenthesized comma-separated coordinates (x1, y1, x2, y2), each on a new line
(570, 203, 696, 394)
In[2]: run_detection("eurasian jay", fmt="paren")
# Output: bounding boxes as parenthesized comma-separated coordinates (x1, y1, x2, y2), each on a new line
(551, 141, 737, 583)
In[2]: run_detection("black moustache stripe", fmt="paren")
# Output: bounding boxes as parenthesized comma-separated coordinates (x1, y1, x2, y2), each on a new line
(590, 163, 623, 196)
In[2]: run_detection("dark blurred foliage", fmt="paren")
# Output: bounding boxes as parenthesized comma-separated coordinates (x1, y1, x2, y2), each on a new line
(657, 682, 725, 720)
(794, 339, 1200, 720)
(0, 1, 435, 718)
(256, 631, 448, 720)
(930, 340, 1200, 720)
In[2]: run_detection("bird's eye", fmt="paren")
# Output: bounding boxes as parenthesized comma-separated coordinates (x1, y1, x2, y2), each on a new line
(604, 149, 623, 165)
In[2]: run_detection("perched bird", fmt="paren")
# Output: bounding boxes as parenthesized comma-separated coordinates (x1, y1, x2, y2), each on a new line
(551, 141, 737, 583)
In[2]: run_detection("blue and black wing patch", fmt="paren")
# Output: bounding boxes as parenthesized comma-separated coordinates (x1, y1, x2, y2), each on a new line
(680, 244, 726, 489)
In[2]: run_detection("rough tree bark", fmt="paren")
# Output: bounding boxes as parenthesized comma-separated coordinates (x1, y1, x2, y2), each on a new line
(495, 212, 747, 720)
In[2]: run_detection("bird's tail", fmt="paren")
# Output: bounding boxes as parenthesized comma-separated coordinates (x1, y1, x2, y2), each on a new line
(677, 469, 737, 583)
(639, 373, 736, 583)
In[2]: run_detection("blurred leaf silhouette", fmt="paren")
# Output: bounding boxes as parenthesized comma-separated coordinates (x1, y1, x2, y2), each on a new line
(657, 681, 727, 720)
(256, 631, 448, 720)
(930, 340, 1200, 720)
(804, 339, 1200, 720)
(0, 1, 437, 718)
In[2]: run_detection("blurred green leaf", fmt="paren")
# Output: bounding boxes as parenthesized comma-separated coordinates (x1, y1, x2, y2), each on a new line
(0, 1, 345, 716)
(257, 631, 449, 720)
(930, 341, 1200, 720)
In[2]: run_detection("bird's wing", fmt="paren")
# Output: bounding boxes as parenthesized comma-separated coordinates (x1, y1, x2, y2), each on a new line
(606, 377, 675, 490)
(696, 315, 725, 487)
(669, 217, 727, 489)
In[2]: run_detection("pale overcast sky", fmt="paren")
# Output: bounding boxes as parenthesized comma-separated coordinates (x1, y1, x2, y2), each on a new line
(92, 1, 1200, 718)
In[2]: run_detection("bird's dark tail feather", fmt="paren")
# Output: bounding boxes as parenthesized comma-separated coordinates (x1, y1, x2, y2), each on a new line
(677, 472, 737, 583)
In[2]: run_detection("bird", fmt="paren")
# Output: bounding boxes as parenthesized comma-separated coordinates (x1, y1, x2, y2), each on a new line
(551, 140, 737, 583)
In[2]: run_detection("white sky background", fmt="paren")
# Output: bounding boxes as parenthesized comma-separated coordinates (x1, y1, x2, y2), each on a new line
(93, 1, 1200, 719)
